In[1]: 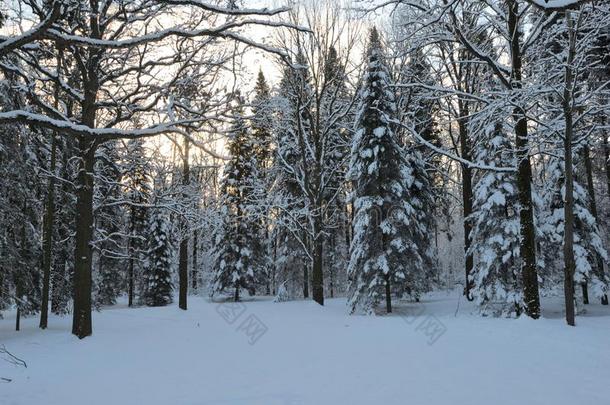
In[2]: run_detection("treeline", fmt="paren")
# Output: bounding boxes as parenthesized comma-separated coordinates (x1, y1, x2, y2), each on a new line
(1, 0, 610, 337)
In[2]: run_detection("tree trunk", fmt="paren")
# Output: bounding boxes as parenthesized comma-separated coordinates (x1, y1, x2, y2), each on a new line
(458, 102, 474, 300)
(602, 128, 610, 202)
(508, 0, 540, 319)
(582, 145, 604, 304)
(179, 138, 190, 310)
(385, 275, 392, 314)
(71, 136, 96, 338)
(15, 306, 20, 331)
(312, 216, 324, 306)
(192, 230, 198, 290)
(179, 238, 188, 310)
(128, 255, 134, 307)
(581, 283, 589, 305)
(234, 284, 240, 302)
(303, 263, 309, 299)
(40, 134, 57, 329)
(562, 12, 577, 327)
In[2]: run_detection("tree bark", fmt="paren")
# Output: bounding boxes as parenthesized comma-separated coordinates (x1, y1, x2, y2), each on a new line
(178, 137, 190, 310)
(602, 129, 610, 204)
(385, 275, 392, 313)
(311, 216, 324, 305)
(582, 145, 605, 304)
(192, 230, 198, 290)
(458, 102, 474, 300)
(302, 263, 309, 299)
(508, 0, 540, 319)
(71, 0, 102, 339)
(562, 11, 577, 327)
(71, 136, 96, 338)
(128, 254, 134, 307)
(39, 134, 57, 329)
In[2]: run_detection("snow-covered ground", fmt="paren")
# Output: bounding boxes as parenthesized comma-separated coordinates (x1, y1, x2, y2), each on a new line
(1, 290, 609, 405)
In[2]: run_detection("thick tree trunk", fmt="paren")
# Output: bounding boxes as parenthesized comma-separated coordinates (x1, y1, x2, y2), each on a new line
(508, 1, 540, 319)
(71, 136, 96, 338)
(563, 128, 576, 326)
(458, 103, 474, 300)
(179, 239, 188, 310)
(40, 135, 57, 329)
(179, 137, 190, 310)
(602, 128, 610, 202)
(562, 12, 576, 327)
(312, 216, 324, 306)
(603, 131, 610, 306)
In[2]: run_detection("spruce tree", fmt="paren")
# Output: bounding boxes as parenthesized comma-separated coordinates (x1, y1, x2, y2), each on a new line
(212, 95, 262, 301)
(142, 209, 173, 306)
(347, 28, 434, 314)
(468, 123, 523, 315)
(124, 138, 152, 306)
(539, 155, 609, 301)
(251, 70, 274, 293)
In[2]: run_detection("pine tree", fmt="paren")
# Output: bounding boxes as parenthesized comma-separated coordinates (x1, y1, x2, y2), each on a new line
(212, 96, 262, 301)
(142, 209, 173, 306)
(347, 28, 434, 314)
(468, 123, 523, 315)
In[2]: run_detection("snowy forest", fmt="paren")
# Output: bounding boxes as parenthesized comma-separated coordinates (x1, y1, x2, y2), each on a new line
(1, 0, 610, 404)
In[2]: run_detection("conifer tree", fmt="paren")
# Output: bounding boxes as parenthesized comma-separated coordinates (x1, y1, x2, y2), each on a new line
(539, 156, 609, 301)
(212, 95, 262, 301)
(124, 138, 152, 306)
(251, 70, 274, 292)
(142, 209, 173, 306)
(348, 28, 434, 314)
(468, 123, 523, 315)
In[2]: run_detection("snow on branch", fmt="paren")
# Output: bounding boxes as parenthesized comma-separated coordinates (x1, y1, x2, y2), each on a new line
(387, 115, 516, 173)
(160, 1, 291, 16)
(45, 20, 309, 50)
(0, 1, 62, 58)
(0, 110, 184, 140)
(524, 0, 594, 11)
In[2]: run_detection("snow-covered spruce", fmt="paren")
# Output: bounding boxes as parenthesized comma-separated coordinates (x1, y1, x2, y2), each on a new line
(141, 209, 173, 307)
(211, 95, 263, 301)
(468, 123, 523, 316)
(538, 156, 609, 300)
(347, 28, 435, 315)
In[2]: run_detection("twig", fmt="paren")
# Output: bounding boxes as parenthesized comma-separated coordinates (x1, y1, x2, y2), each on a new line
(0, 345, 27, 368)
